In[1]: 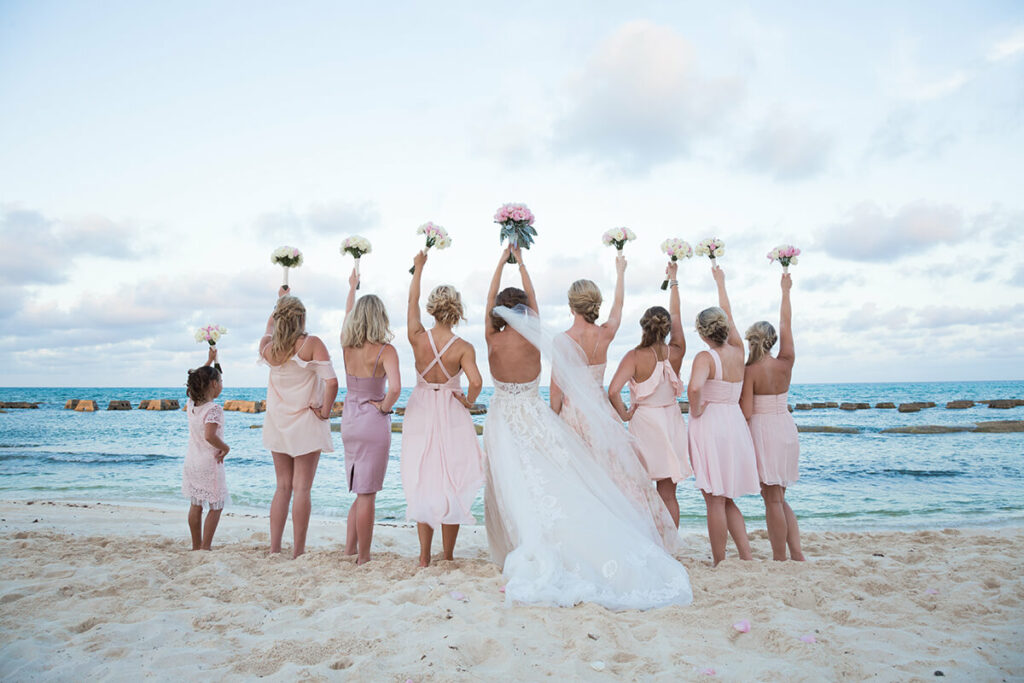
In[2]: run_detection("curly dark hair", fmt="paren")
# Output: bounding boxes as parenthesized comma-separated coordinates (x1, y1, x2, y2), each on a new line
(490, 287, 530, 331)
(186, 365, 221, 403)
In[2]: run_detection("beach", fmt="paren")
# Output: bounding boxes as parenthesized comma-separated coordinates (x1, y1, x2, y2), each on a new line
(1, 501, 1021, 681)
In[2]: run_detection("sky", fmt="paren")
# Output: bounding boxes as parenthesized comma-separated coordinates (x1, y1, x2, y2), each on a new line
(1, 1, 1022, 387)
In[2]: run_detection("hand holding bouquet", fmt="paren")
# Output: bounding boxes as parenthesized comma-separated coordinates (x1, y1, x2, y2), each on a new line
(696, 237, 725, 268)
(410, 222, 451, 274)
(271, 246, 303, 287)
(767, 244, 801, 273)
(195, 325, 226, 372)
(341, 236, 372, 289)
(602, 227, 636, 254)
(494, 202, 537, 264)
(660, 238, 692, 290)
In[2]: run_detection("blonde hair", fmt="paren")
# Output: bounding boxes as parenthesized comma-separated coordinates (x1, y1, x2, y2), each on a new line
(341, 294, 394, 348)
(568, 279, 602, 324)
(745, 321, 777, 365)
(426, 285, 466, 328)
(269, 295, 306, 362)
(696, 306, 730, 345)
(639, 306, 671, 348)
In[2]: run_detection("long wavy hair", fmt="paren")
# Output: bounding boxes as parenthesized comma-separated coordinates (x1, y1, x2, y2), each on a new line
(342, 294, 394, 348)
(269, 295, 306, 362)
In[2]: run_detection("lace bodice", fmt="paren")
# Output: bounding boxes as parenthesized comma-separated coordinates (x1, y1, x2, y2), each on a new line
(492, 376, 541, 399)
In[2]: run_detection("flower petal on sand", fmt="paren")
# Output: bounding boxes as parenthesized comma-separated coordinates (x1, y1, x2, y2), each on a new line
(732, 619, 751, 633)
(800, 635, 817, 643)
(449, 591, 467, 601)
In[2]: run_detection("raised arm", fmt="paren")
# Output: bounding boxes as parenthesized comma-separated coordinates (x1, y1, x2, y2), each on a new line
(712, 267, 743, 348)
(666, 261, 685, 371)
(607, 350, 637, 421)
(485, 246, 511, 341)
(407, 251, 427, 342)
(344, 269, 358, 317)
(777, 273, 795, 363)
(513, 246, 539, 313)
(603, 254, 626, 334)
(259, 286, 289, 358)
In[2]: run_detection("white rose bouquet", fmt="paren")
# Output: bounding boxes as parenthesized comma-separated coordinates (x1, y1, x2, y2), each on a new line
(602, 227, 636, 254)
(695, 237, 725, 268)
(341, 235, 372, 289)
(494, 202, 537, 264)
(271, 246, 303, 287)
(410, 222, 451, 274)
(194, 325, 226, 372)
(660, 238, 692, 290)
(767, 244, 801, 273)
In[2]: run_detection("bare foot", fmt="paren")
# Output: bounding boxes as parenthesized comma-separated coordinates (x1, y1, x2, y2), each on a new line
(792, 553, 806, 561)
(419, 556, 431, 568)
(356, 555, 371, 565)
(443, 553, 454, 561)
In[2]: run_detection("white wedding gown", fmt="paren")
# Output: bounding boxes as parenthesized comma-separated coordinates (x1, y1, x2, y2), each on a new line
(483, 307, 692, 611)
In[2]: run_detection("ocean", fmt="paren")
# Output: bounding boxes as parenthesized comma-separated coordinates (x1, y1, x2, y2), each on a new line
(1, 381, 1022, 531)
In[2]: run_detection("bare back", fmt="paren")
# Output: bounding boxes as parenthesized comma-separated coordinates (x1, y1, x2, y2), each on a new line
(411, 328, 470, 383)
(745, 355, 794, 395)
(343, 343, 388, 378)
(487, 328, 541, 383)
(565, 321, 612, 365)
(704, 343, 746, 383)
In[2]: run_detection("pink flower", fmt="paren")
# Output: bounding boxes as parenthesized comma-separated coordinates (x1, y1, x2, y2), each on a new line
(800, 635, 816, 643)
(732, 619, 751, 633)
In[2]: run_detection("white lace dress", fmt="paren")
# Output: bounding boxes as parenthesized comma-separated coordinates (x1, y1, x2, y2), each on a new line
(483, 376, 693, 611)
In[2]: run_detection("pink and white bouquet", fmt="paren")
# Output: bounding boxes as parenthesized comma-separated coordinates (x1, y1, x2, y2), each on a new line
(341, 236, 372, 289)
(767, 244, 801, 272)
(602, 227, 636, 253)
(410, 222, 451, 274)
(494, 202, 537, 264)
(695, 237, 725, 268)
(194, 324, 227, 346)
(271, 246, 303, 286)
(660, 238, 692, 290)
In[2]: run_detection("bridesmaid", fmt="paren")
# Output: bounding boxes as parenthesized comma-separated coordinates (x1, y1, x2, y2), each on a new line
(740, 273, 804, 561)
(607, 259, 691, 526)
(340, 271, 401, 565)
(687, 267, 761, 566)
(260, 286, 338, 558)
(402, 250, 485, 567)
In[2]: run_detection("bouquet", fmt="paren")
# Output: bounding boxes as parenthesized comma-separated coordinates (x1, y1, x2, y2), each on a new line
(602, 227, 636, 253)
(271, 246, 303, 287)
(341, 235, 372, 289)
(695, 237, 725, 268)
(194, 325, 226, 372)
(767, 244, 801, 273)
(494, 202, 537, 264)
(660, 238, 692, 290)
(409, 222, 451, 274)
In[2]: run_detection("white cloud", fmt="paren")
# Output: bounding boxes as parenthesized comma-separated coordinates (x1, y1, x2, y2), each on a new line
(742, 115, 832, 180)
(818, 201, 966, 262)
(254, 200, 380, 239)
(552, 20, 744, 173)
(987, 27, 1024, 63)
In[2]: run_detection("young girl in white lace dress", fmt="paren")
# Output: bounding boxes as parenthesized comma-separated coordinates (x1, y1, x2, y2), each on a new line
(182, 346, 230, 550)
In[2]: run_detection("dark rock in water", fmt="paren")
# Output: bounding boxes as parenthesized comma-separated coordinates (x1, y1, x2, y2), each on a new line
(880, 425, 973, 434)
(393, 406, 405, 416)
(840, 402, 871, 410)
(143, 399, 180, 411)
(898, 403, 921, 413)
(875, 402, 896, 409)
(987, 400, 1019, 409)
(468, 403, 488, 415)
(223, 400, 265, 413)
(138, 400, 150, 409)
(973, 420, 1024, 433)
(811, 402, 830, 409)
(788, 405, 794, 413)
(330, 401, 344, 417)
(945, 400, 974, 409)
(678, 401, 689, 414)
(74, 400, 97, 412)
(797, 425, 859, 433)
(795, 404, 812, 410)
(64, 399, 80, 410)
(107, 400, 131, 411)
(0, 402, 40, 409)
(825, 402, 839, 408)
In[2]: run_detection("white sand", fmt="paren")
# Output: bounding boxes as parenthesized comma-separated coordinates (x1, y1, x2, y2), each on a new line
(1, 500, 1022, 681)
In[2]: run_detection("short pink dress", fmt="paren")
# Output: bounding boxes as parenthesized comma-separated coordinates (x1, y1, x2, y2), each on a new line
(182, 399, 229, 509)
(748, 392, 800, 486)
(628, 348, 691, 483)
(687, 349, 760, 498)
(341, 346, 391, 494)
(401, 331, 485, 528)
(263, 341, 336, 457)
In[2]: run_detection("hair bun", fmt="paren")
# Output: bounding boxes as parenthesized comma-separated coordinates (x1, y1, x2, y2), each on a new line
(568, 280, 603, 324)
(426, 285, 466, 328)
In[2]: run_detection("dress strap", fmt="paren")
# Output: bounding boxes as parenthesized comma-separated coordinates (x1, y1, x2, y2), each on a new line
(421, 329, 456, 381)
(591, 334, 601, 360)
(371, 344, 386, 377)
(708, 348, 723, 379)
(651, 345, 663, 363)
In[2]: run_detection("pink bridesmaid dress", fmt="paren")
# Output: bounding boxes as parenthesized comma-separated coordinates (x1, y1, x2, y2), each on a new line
(400, 330, 484, 527)
(341, 346, 391, 494)
(687, 349, 760, 498)
(263, 341, 336, 457)
(748, 392, 800, 486)
(628, 348, 691, 483)
(182, 399, 229, 509)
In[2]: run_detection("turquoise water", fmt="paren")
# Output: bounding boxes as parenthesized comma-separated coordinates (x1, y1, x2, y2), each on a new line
(1, 381, 1022, 530)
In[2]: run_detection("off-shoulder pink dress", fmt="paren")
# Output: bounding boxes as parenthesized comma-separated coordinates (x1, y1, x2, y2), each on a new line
(628, 348, 691, 483)
(687, 349, 760, 498)
(262, 342, 336, 457)
(748, 392, 800, 486)
(401, 331, 484, 528)
(182, 399, 229, 509)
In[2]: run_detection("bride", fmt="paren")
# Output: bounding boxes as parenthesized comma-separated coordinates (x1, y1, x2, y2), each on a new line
(482, 245, 692, 610)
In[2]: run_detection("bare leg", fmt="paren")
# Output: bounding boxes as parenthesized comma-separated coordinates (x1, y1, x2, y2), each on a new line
(290, 450, 321, 558)
(188, 505, 203, 550)
(702, 491, 728, 566)
(200, 508, 222, 550)
(656, 479, 680, 528)
(345, 502, 357, 555)
(270, 453, 294, 554)
(417, 522, 434, 567)
(782, 492, 805, 560)
(725, 499, 753, 560)
(355, 492, 376, 564)
(761, 484, 789, 560)
(441, 524, 459, 561)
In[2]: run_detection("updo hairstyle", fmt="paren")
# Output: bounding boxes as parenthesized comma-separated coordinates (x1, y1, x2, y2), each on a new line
(567, 279, 602, 324)
(426, 285, 466, 327)
(638, 306, 671, 348)
(490, 287, 530, 331)
(744, 321, 778, 365)
(342, 294, 394, 348)
(186, 365, 221, 404)
(269, 295, 306, 361)
(695, 306, 730, 345)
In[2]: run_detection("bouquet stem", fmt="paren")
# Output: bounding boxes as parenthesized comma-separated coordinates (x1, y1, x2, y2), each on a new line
(710, 256, 718, 269)
(282, 266, 290, 287)
(409, 246, 431, 275)
(355, 257, 361, 289)
(783, 264, 789, 274)
(661, 256, 676, 290)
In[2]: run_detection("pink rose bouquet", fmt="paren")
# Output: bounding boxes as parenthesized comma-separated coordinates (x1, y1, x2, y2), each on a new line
(602, 227, 636, 253)
(494, 202, 537, 264)
(410, 222, 451, 274)
(695, 237, 725, 268)
(767, 244, 801, 272)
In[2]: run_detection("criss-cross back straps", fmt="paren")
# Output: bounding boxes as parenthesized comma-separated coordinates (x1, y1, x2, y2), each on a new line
(420, 329, 458, 381)
(707, 347, 723, 380)
(371, 344, 386, 377)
